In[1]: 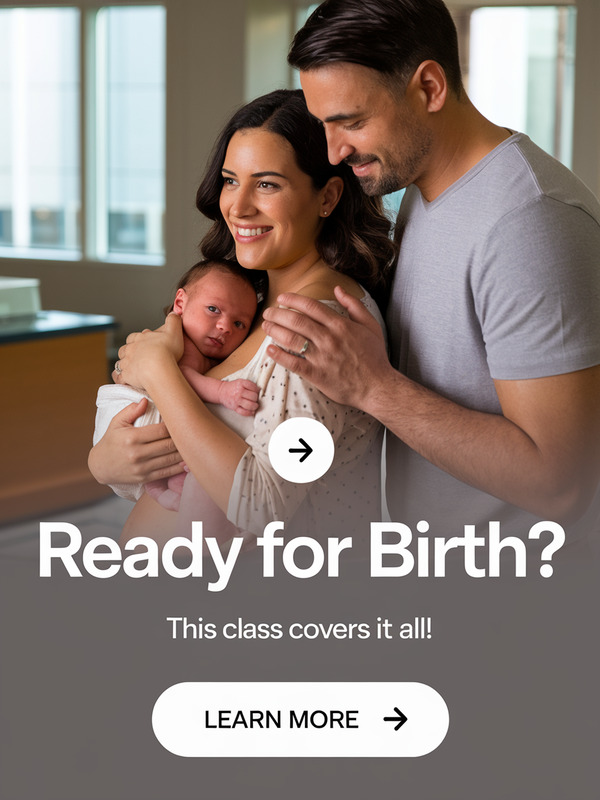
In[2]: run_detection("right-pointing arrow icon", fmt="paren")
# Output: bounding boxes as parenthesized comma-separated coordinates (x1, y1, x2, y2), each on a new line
(384, 707, 408, 731)
(288, 437, 313, 463)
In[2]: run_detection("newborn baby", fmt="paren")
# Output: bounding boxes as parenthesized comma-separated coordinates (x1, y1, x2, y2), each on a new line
(93, 258, 261, 509)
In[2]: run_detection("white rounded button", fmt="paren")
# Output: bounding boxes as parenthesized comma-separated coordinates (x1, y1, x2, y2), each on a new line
(153, 681, 449, 758)
(268, 418, 334, 483)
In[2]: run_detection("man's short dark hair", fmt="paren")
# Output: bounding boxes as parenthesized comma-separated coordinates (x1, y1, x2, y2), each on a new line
(288, 0, 463, 96)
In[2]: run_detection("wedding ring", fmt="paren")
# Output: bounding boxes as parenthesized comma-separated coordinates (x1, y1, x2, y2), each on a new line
(115, 361, 122, 374)
(299, 339, 309, 357)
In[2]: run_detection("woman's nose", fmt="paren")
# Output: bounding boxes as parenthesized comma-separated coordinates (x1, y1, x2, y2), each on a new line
(229, 186, 256, 218)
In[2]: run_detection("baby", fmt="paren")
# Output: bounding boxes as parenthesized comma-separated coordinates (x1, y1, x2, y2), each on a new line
(93, 259, 261, 509)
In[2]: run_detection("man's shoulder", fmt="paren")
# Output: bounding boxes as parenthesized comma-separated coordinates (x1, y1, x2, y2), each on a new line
(404, 133, 600, 231)
(485, 134, 600, 219)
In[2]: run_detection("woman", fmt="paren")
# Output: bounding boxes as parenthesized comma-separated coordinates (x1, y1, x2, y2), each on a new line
(89, 89, 395, 547)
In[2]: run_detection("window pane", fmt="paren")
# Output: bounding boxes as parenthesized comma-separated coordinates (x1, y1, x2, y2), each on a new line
(468, 6, 576, 167)
(0, 8, 80, 256)
(97, 5, 165, 260)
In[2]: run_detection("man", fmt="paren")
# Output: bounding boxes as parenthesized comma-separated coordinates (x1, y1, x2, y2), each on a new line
(261, 0, 600, 544)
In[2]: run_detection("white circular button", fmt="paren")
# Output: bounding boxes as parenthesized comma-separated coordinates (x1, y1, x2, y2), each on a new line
(268, 418, 334, 484)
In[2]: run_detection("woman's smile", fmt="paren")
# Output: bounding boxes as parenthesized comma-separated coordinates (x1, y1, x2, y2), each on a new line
(234, 225, 273, 241)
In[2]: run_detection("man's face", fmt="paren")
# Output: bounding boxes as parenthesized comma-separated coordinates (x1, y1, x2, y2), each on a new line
(301, 63, 432, 195)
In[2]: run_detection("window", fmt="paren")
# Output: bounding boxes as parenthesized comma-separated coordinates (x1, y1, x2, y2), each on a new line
(466, 6, 576, 167)
(0, 4, 166, 263)
(0, 8, 79, 256)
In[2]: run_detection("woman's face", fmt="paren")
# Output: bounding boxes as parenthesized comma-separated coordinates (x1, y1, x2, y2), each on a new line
(219, 128, 325, 272)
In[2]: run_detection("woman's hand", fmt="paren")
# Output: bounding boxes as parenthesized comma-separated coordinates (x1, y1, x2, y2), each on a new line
(88, 398, 184, 486)
(114, 314, 185, 392)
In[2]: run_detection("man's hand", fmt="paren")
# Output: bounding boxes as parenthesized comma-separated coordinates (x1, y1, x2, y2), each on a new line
(88, 398, 184, 486)
(262, 286, 392, 409)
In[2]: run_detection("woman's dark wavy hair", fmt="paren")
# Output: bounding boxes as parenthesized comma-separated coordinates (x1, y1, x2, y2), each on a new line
(288, 0, 463, 96)
(196, 89, 396, 309)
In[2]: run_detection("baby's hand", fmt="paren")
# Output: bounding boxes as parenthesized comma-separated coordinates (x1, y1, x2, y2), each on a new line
(217, 379, 260, 416)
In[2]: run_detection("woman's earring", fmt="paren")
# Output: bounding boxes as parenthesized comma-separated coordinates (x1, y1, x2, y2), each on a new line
(322, 210, 328, 216)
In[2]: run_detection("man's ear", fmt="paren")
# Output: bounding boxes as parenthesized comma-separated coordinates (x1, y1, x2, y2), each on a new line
(173, 288, 186, 316)
(320, 175, 344, 217)
(410, 60, 448, 113)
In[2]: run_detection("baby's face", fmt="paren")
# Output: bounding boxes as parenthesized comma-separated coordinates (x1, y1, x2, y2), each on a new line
(174, 270, 257, 360)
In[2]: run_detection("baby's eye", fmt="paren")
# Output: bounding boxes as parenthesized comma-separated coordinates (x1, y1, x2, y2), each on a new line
(207, 305, 220, 314)
(234, 320, 246, 330)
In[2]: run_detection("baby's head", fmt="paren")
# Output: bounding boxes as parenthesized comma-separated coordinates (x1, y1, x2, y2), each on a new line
(170, 260, 258, 360)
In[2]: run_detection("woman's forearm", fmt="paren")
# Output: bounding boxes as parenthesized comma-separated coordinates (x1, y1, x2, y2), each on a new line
(143, 357, 249, 514)
(113, 314, 247, 513)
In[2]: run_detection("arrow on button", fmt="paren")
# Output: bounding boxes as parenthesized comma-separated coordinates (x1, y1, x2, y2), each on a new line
(384, 707, 408, 731)
(288, 437, 313, 463)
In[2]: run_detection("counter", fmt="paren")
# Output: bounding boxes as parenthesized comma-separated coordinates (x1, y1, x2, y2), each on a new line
(1, 310, 116, 522)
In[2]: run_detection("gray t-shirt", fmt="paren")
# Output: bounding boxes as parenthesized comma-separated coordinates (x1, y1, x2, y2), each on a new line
(385, 133, 600, 540)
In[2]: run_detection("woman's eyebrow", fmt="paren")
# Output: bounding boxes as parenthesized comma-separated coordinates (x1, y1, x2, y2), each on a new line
(252, 171, 287, 179)
(221, 167, 288, 179)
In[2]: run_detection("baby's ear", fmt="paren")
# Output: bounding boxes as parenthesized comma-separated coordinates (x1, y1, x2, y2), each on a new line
(173, 288, 186, 316)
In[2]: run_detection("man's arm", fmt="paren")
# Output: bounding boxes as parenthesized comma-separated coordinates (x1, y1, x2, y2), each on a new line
(262, 287, 600, 525)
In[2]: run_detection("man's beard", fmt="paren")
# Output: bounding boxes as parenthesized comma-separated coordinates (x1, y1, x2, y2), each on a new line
(349, 130, 433, 196)
(356, 166, 405, 196)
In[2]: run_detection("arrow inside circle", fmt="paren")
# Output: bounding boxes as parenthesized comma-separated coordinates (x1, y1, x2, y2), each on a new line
(383, 707, 408, 731)
(289, 438, 313, 463)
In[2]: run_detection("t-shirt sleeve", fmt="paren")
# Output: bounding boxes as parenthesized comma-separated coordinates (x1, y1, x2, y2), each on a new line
(226, 356, 379, 534)
(475, 196, 600, 380)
